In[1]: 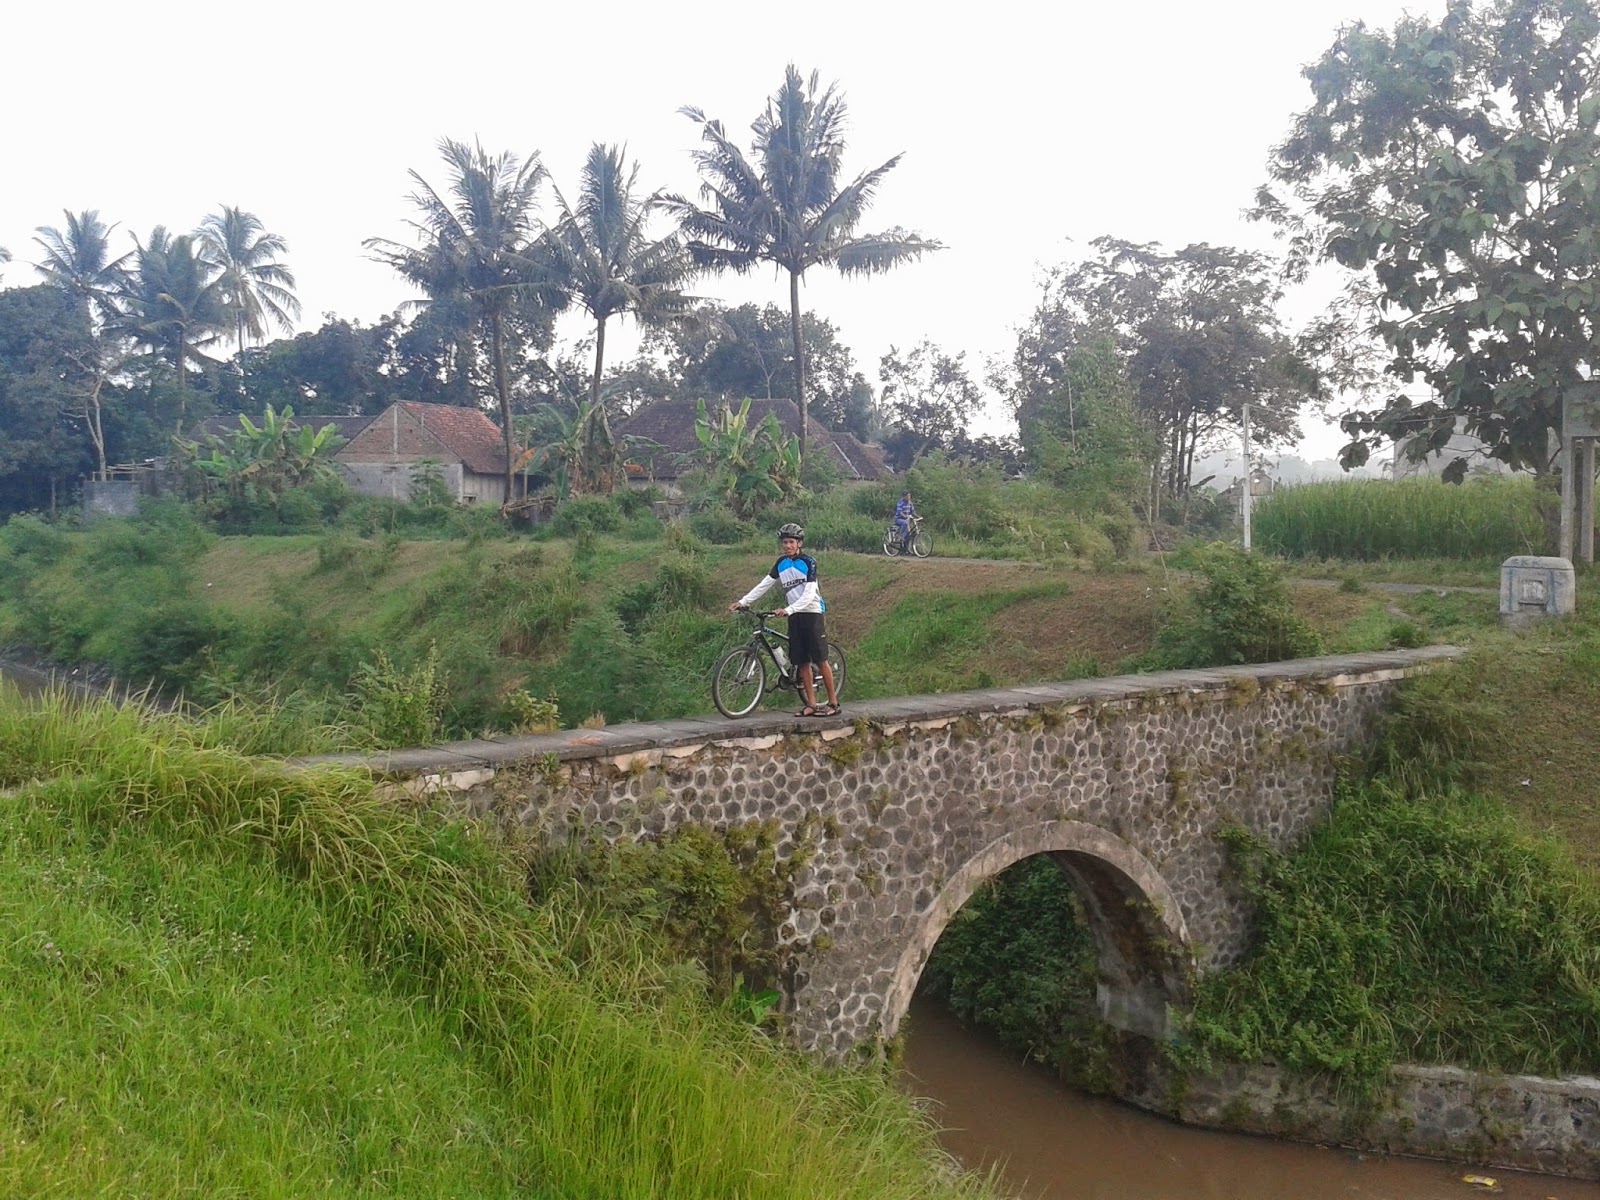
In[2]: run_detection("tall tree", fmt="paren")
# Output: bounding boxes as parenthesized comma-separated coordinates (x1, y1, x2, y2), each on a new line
(666, 301, 872, 436)
(1014, 238, 1321, 502)
(1255, 0, 1600, 481)
(547, 144, 693, 418)
(119, 227, 226, 430)
(31, 209, 131, 326)
(198, 206, 301, 356)
(663, 64, 941, 468)
(366, 138, 556, 501)
(876, 340, 983, 467)
(0, 286, 97, 514)
(32, 211, 135, 478)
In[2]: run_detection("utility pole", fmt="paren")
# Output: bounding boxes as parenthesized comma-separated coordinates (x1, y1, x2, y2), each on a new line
(1241, 403, 1252, 551)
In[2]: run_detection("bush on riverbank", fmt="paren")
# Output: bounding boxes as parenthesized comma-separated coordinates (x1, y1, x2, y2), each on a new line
(1178, 780, 1600, 1094)
(0, 689, 998, 1199)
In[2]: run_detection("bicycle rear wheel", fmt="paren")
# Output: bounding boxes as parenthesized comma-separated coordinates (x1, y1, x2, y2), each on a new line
(712, 646, 767, 718)
(824, 641, 847, 699)
(910, 527, 932, 558)
(883, 525, 903, 556)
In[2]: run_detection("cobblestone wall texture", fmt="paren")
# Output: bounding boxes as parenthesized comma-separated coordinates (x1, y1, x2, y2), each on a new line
(335, 648, 1457, 1058)
(1172, 1062, 1600, 1180)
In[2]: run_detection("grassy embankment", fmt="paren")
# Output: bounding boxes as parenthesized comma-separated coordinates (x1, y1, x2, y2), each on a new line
(0, 688, 1001, 1198)
(0, 499, 1499, 756)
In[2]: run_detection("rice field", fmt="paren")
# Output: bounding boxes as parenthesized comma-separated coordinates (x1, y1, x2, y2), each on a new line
(1252, 477, 1549, 561)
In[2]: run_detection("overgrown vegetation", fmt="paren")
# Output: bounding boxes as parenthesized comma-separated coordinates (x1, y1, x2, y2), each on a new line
(1129, 542, 1323, 670)
(0, 688, 998, 1199)
(920, 858, 1112, 1091)
(1177, 781, 1600, 1095)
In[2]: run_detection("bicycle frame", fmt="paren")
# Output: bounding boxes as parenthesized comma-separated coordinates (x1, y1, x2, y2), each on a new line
(741, 610, 801, 689)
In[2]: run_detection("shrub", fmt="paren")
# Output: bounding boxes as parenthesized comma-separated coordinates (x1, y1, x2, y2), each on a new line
(108, 598, 240, 693)
(612, 559, 715, 634)
(350, 644, 448, 748)
(1133, 543, 1322, 670)
(689, 504, 758, 546)
(549, 495, 624, 538)
(542, 611, 665, 725)
(921, 858, 1110, 1090)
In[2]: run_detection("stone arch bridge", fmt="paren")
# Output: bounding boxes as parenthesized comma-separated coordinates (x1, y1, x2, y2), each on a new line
(312, 647, 1457, 1059)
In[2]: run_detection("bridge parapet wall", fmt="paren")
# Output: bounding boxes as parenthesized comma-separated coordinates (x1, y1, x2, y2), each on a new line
(308, 647, 1460, 1057)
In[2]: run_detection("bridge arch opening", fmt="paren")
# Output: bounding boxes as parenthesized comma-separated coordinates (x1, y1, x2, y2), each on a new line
(881, 822, 1193, 1049)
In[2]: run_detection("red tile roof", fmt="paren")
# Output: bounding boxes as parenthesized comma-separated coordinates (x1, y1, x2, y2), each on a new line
(396, 402, 508, 476)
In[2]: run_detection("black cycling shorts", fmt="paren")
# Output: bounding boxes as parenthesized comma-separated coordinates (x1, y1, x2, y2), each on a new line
(787, 612, 828, 666)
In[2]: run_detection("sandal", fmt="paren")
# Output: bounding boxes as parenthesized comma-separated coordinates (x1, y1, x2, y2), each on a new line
(814, 703, 841, 717)
(798, 705, 820, 717)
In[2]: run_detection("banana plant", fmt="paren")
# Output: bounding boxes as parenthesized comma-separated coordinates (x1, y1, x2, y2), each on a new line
(690, 397, 803, 516)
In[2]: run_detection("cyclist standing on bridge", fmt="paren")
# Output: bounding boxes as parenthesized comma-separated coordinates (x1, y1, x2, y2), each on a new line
(727, 522, 841, 716)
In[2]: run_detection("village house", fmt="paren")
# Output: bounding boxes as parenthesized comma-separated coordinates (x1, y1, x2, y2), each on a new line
(333, 402, 520, 503)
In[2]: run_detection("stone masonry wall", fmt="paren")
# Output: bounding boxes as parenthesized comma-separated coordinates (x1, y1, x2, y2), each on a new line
(1171, 1061, 1600, 1180)
(317, 647, 1459, 1059)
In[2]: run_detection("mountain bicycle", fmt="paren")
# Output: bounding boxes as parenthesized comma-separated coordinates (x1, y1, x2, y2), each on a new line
(712, 609, 848, 718)
(883, 513, 932, 558)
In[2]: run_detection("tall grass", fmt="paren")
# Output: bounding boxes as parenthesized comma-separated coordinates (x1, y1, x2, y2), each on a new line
(0, 690, 996, 1199)
(1253, 477, 1548, 560)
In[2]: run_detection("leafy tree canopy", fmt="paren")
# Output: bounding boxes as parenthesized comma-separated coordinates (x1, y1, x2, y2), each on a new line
(876, 339, 983, 469)
(0, 285, 97, 513)
(663, 302, 873, 438)
(1015, 336, 1152, 511)
(1258, 0, 1600, 479)
(1012, 237, 1321, 498)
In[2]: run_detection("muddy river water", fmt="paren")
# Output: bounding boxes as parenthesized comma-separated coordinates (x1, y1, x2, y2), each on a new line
(900, 999, 1599, 1200)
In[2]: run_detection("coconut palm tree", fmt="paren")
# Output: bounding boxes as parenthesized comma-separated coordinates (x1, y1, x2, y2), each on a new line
(32, 209, 131, 326)
(663, 65, 941, 468)
(366, 138, 553, 502)
(119, 226, 227, 428)
(31, 211, 137, 479)
(198, 206, 301, 356)
(547, 144, 694, 417)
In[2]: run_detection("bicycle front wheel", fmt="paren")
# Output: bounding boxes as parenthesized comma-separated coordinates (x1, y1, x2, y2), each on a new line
(712, 646, 767, 718)
(883, 525, 903, 556)
(910, 527, 932, 558)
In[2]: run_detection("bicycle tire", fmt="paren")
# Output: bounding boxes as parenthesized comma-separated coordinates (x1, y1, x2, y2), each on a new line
(910, 528, 932, 558)
(712, 645, 767, 718)
(883, 524, 903, 557)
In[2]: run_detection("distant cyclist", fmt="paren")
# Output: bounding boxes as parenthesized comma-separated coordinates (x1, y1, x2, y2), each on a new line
(728, 522, 841, 716)
(893, 490, 917, 550)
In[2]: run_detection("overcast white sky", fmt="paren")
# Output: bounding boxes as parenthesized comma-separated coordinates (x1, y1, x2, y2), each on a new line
(0, 0, 1443, 460)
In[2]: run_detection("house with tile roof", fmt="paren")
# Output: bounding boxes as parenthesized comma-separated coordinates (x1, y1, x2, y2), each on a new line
(334, 402, 518, 503)
(616, 396, 892, 489)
